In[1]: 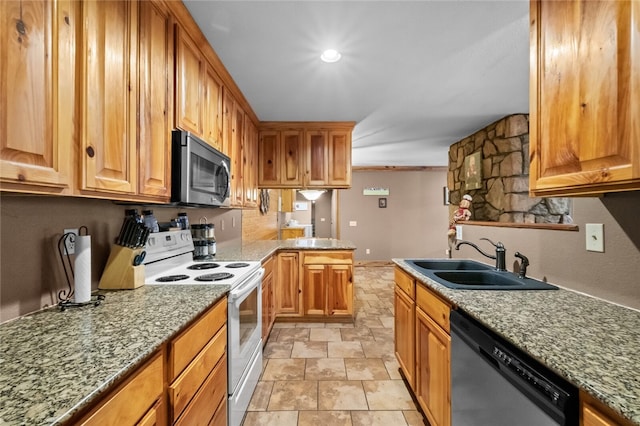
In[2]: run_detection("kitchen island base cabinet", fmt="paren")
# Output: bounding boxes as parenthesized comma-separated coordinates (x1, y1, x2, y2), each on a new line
(301, 251, 354, 319)
(275, 252, 301, 316)
(580, 390, 635, 426)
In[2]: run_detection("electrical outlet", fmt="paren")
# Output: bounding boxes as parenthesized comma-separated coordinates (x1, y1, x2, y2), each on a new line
(366, 248, 371, 254)
(455, 225, 463, 240)
(63, 228, 78, 255)
(349, 221, 357, 227)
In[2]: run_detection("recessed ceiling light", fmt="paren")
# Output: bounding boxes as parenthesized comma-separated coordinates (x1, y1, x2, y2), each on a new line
(320, 49, 341, 63)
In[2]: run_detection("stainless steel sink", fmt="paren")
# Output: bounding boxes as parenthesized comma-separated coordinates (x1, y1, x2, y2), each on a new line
(404, 259, 558, 290)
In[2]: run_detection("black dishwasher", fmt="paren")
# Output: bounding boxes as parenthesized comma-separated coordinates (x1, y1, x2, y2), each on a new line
(450, 310, 578, 426)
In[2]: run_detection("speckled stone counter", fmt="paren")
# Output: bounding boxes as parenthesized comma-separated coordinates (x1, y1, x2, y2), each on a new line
(393, 258, 640, 425)
(215, 238, 356, 262)
(0, 285, 229, 426)
(0, 238, 355, 425)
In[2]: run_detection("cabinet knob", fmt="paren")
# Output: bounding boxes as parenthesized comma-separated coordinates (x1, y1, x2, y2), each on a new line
(86, 146, 95, 158)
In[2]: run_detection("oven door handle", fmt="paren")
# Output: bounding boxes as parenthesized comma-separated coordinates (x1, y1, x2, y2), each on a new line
(229, 268, 265, 305)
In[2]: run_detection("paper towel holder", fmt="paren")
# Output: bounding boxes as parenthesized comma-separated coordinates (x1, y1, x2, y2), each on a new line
(56, 226, 105, 311)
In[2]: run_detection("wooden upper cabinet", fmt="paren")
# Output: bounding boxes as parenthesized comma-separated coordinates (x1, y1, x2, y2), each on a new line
(258, 131, 280, 186)
(244, 117, 258, 208)
(529, 0, 640, 196)
(203, 63, 224, 151)
(80, 0, 137, 194)
(258, 123, 353, 188)
(137, 0, 172, 200)
(175, 24, 202, 135)
(0, 0, 76, 193)
(229, 99, 245, 207)
(306, 130, 329, 186)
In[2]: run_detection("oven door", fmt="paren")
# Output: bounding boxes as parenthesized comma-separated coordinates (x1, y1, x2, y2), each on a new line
(228, 268, 264, 394)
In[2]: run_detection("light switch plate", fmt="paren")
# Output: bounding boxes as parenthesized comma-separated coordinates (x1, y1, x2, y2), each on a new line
(586, 223, 604, 252)
(455, 225, 463, 240)
(349, 221, 357, 227)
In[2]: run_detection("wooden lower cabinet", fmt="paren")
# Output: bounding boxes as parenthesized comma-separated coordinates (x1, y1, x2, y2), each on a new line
(415, 306, 451, 426)
(275, 252, 301, 316)
(580, 390, 635, 426)
(281, 227, 305, 239)
(394, 285, 415, 389)
(301, 251, 354, 319)
(78, 352, 164, 426)
(168, 297, 227, 425)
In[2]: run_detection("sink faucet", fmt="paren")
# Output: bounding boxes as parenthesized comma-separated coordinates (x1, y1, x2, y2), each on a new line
(455, 238, 506, 271)
(514, 252, 529, 278)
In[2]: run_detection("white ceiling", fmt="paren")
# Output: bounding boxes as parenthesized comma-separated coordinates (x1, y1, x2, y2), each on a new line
(184, 0, 530, 167)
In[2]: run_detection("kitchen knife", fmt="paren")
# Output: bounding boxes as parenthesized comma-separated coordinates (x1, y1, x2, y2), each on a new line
(122, 218, 136, 248)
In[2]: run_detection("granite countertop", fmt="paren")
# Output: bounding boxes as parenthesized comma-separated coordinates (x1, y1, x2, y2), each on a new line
(0, 238, 356, 425)
(0, 285, 229, 426)
(393, 258, 640, 425)
(215, 238, 356, 262)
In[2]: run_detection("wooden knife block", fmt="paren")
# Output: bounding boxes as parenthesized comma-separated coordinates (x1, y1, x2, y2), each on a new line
(98, 245, 145, 290)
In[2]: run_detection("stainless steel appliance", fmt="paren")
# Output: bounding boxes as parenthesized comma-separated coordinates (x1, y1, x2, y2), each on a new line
(144, 231, 263, 426)
(171, 130, 231, 207)
(450, 310, 578, 426)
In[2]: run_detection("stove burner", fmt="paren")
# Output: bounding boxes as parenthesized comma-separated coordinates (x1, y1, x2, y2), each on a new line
(187, 263, 220, 270)
(226, 262, 250, 269)
(195, 272, 234, 282)
(155, 274, 190, 282)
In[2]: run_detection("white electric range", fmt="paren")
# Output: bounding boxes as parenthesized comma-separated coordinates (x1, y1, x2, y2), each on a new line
(143, 230, 263, 426)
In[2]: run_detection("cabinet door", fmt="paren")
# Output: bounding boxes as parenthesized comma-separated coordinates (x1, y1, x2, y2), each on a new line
(327, 264, 353, 316)
(415, 306, 451, 426)
(258, 130, 280, 186)
(175, 25, 202, 135)
(0, 0, 75, 192)
(328, 130, 352, 187)
(530, 0, 640, 196)
(203, 63, 223, 151)
(303, 264, 327, 316)
(306, 130, 329, 186)
(229, 100, 244, 207)
(275, 252, 300, 315)
(80, 0, 137, 194)
(281, 130, 304, 186)
(394, 286, 415, 390)
(243, 118, 258, 208)
(137, 0, 171, 200)
(262, 278, 271, 343)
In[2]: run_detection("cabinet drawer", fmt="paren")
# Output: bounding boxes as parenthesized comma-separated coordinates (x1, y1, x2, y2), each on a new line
(81, 353, 163, 426)
(303, 251, 353, 265)
(416, 284, 450, 333)
(170, 297, 227, 381)
(395, 267, 415, 299)
(170, 325, 227, 422)
(262, 255, 274, 276)
(175, 356, 227, 426)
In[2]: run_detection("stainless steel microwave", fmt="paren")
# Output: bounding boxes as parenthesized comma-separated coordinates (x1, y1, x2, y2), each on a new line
(171, 130, 231, 207)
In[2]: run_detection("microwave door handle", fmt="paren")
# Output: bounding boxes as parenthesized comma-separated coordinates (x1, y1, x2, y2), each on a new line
(222, 161, 231, 199)
(230, 268, 265, 305)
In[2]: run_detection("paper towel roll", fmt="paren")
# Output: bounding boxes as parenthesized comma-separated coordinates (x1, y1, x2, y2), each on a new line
(74, 235, 92, 303)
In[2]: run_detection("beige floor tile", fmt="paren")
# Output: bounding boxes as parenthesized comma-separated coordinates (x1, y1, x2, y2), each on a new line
(403, 410, 427, 426)
(305, 358, 347, 380)
(340, 327, 374, 342)
(291, 341, 328, 358)
(363, 380, 415, 410)
(263, 341, 293, 359)
(277, 328, 310, 342)
(325, 322, 355, 328)
(261, 359, 306, 381)
(272, 322, 296, 329)
(310, 328, 342, 342)
(327, 341, 365, 358)
(296, 322, 326, 328)
(248, 381, 274, 411)
(345, 358, 391, 380)
(318, 380, 368, 410)
(351, 410, 408, 426)
(242, 411, 298, 426)
(380, 317, 395, 329)
(298, 410, 352, 426)
(267, 380, 318, 411)
(356, 293, 379, 301)
(384, 359, 403, 380)
(355, 317, 385, 328)
(361, 340, 396, 361)
(371, 328, 394, 342)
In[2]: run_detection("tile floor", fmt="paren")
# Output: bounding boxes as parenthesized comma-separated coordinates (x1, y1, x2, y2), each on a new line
(243, 266, 426, 426)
